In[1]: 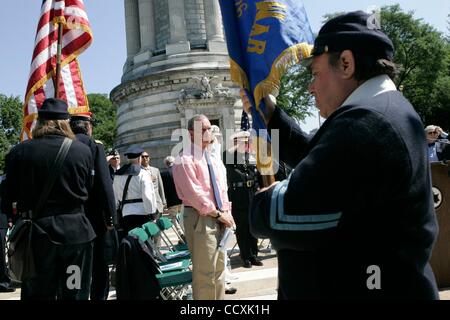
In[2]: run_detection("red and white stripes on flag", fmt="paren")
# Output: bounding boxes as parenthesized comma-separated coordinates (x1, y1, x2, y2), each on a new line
(21, 0, 92, 140)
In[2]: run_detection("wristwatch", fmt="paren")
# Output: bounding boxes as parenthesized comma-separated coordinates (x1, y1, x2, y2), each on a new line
(214, 210, 222, 219)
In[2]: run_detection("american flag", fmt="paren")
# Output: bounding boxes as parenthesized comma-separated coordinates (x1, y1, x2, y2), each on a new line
(21, 0, 92, 140)
(240, 110, 250, 131)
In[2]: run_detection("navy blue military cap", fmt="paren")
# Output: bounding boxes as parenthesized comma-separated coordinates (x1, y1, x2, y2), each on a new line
(311, 11, 394, 60)
(108, 149, 120, 157)
(124, 146, 144, 159)
(38, 98, 70, 120)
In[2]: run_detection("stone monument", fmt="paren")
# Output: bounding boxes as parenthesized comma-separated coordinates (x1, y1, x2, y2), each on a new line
(110, 0, 243, 167)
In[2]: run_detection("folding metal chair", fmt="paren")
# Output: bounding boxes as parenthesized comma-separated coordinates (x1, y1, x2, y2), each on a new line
(156, 217, 188, 252)
(141, 221, 190, 262)
(258, 238, 272, 253)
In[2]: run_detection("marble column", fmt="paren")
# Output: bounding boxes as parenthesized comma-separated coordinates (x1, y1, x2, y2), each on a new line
(166, 0, 190, 55)
(124, 0, 141, 57)
(138, 0, 155, 51)
(203, 0, 226, 52)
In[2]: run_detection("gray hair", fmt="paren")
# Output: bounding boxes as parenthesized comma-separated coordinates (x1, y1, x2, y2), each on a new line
(187, 114, 208, 130)
(164, 156, 175, 167)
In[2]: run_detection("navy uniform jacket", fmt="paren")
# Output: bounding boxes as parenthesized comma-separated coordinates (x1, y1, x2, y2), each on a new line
(75, 133, 116, 234)
(250, 91, 439, 299)
(224, 150, 258, 212)
(1, 134, 96, 244)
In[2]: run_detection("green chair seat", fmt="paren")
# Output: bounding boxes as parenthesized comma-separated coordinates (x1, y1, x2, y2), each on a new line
(142, 221, 160, 237)
(174, 243, 189, 251)
(157, 217, 173, 230)
(156, 270, 192, 287)
(128, 227, 149, 242)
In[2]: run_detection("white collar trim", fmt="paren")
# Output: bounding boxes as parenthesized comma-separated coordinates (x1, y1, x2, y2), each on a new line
(341, 75, 397, 107)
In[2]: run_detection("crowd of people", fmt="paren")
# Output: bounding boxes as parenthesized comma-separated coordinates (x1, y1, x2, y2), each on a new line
(0, 9, 448, 300)
(0, 97, 263, 299)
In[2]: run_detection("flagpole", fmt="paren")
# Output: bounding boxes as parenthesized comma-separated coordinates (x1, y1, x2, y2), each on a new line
(54, 21, 63, 98)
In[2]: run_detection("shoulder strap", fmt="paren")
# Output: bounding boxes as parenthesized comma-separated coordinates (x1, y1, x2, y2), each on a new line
(33, 137, 73, 219)
(116, 175, 133, 228)
(121, 175, 133, 204)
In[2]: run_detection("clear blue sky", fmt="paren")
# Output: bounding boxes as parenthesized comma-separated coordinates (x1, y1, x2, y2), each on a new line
(0, 0, 448, 104)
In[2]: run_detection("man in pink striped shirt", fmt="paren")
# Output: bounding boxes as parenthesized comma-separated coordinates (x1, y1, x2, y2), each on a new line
(173, 114, 235, 300)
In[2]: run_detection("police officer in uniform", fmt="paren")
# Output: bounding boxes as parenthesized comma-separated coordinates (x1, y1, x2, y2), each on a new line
(224, 131, 263, 268)
(107, 149, 121, 181)
(70, 112, 116, 300)
(2, 98, 96, 300)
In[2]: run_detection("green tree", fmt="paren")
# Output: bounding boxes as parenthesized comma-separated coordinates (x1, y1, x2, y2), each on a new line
(277, 64, 314, 122)
(382, 5, 450, 130)
(0, 94, 22, 173)
(277, 5, 450, 131)
(87, 93, 117, 150)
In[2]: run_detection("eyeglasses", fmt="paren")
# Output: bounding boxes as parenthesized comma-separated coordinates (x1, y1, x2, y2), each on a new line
(142, 155, 150, 158)
(427, 131, 439, 135)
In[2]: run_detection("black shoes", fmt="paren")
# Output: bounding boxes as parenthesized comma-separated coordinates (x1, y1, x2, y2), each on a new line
(242, 259, 252, 268)
(242, 257, 263, 268)
(250, 257, 263, 266)
(225, 287, 237, 294)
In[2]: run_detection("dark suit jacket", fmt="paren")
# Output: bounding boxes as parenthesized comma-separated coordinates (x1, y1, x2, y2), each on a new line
(160, 167, 181, 208)
(1, 134, 95, 244)
(75, 134, 116, 234)
(251, 91, 439, 299)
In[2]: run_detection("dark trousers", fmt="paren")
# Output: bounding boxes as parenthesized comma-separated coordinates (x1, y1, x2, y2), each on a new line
(231, 208, 258, 261)
(122, 214, 151, 235)
(90, 232, 110, 300)
(21, 234, 93, 300)
(0, 228, 11, 289)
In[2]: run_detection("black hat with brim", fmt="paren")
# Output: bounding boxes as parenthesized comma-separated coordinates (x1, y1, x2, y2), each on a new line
(124, 146, 144, 159)
(311, 11, 394, 60)
(38, 98, 70, 120)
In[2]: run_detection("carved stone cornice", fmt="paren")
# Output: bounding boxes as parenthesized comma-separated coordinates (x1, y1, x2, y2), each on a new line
(111, 70, 233, 104)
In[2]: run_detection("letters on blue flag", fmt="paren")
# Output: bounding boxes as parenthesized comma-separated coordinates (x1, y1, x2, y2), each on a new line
(219, 0, 314, 132)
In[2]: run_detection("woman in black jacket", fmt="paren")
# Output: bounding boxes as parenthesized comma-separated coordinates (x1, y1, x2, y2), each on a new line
(2, 98, 96, 300)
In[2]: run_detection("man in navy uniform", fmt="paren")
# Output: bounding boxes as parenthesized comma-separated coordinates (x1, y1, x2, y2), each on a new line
(113, 146, 157, 235)
(70, 112, 116, 300)
(224, 131, 262, 268)
(107, 149, 121, 180)
(244, 11, 439, 299)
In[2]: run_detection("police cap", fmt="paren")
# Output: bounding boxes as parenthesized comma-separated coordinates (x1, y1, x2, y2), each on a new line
(108, 149, 119, 157)
(230, 130, 250, 142)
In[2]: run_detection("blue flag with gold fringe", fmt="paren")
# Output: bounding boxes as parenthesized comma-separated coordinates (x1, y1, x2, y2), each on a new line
(218, 0, 314, 134)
